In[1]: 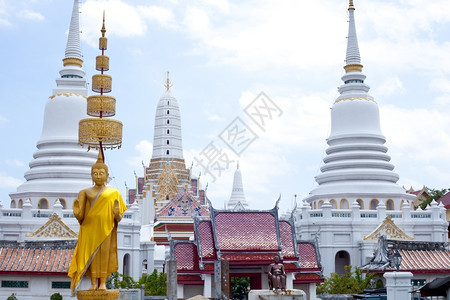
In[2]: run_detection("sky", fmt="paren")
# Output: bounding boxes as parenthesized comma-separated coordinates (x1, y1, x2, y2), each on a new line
(1, 0, 450, 214)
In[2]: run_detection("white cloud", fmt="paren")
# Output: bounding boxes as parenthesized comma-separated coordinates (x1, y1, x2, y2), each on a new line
(82, 0, 147, 47)
(206, 113, 224, 122)
(0, 114, 7, 123)
(18, 9, 44, 21)
(138, 5, 177, 29)
(376, 76, 405, 97)
(125, 139, 153, 168)
(5, 160, 25, 167)
(0, 172, 23, 189)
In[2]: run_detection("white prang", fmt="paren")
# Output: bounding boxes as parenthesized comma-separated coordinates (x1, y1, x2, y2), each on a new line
(226, 163, 249, 211)
(305, 3, 414, 208)
(9, 0, 97, 209)
(151, 90, 184, 160)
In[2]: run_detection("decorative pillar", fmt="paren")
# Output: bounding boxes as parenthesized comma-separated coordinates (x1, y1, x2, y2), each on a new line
(308, 283, 317, 300)
(203, 274, 212, 298)
(214, 260, 230, 300)
(322, 200, 332, 219)
(22, 199, 32, 219)
(166, 260, 177, 300)
(53, 199, 63, 217)
(384, 271, 413, 300)
(351, 200, 361, 220)
(286, 272, 294, 289)
(377, 201, 386, 221)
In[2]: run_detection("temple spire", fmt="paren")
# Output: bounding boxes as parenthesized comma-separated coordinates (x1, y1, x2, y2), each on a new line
(63, 0, 82, 67)
(226, 163, 248, 211)
(164, 72, 173, 92)
(344, 0, 362, 73)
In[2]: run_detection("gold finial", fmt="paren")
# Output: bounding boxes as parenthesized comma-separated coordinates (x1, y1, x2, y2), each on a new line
(101, 11, 106, 37)
(349, 0, 355, 10)
(164, 72, 173, 92)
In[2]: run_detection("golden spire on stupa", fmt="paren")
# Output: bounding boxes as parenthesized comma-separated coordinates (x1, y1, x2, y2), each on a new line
(79, 12, 122, 160)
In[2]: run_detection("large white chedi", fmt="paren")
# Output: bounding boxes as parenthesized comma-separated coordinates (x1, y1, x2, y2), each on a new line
(9, 0, 97, 209)
(305, 0, 414, 210)
(295, 0, 447, 278)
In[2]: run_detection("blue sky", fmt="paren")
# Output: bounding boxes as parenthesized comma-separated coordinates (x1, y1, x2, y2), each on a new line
(1, 0, 450, 213)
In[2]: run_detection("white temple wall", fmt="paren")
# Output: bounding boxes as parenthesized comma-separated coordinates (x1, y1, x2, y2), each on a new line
(295, 200, 447, 276)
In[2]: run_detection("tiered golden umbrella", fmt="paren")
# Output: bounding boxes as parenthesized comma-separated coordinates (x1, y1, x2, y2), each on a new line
(79, 13, 122, 160)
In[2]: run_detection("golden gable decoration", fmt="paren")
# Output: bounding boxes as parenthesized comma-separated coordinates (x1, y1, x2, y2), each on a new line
(363, 215, 413, 241)
(155, 163, 181, 203)
(26, 213, 77, 239)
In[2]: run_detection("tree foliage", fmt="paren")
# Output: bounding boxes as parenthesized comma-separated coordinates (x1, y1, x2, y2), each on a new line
(417, 188, 448, 210)
(140, 269, 167, 296)
(7, 293, 17, 300)
(316, 265, 375, 295)
(231, 277, 250, 300)
(50, 292, 63, 300)
(106, 270, 166, 296)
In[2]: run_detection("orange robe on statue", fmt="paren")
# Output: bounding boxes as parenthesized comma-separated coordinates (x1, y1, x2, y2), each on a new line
(68, 187, 127, 290)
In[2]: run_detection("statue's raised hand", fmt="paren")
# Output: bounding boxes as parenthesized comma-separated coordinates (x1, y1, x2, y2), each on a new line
(113, 198, 122, 222)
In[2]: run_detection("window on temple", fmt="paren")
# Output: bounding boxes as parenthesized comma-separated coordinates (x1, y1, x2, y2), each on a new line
(330, 199, 337, 209)
(58, 198, 67, 209)
(167, 120, 170, 124)
(356, 199, 363, 209)
(167, 129, 170, 134)
(10, 200, 16, 208)
(1, 281, 28, 288)
(167, 110, 170, 114)
(166, 150, 169, 155)
(370, 199, 379, 210)
(386, 199, 394, 210)
(340, 198, 349, 209)
(167, 140, 169, 145)
(38, 198, 48, 209)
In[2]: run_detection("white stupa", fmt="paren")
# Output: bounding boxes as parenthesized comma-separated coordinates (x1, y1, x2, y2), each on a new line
(226, 162, 249, 210)
(9, 0, 97, 209)
(305, 0, 414, 210)
(139, 74, 190, 224)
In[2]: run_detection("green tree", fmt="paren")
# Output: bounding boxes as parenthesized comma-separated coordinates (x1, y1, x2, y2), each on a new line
(317, 265, 375, 295)
(106, 270, 166, 295)
(7, 293, 17, 300)
(141, 269, 167, 296)
(231, 277, 250, 300)
(417, 188, 448, 210)
(106, 272, 138, 289)
(50, 292, 63, 300)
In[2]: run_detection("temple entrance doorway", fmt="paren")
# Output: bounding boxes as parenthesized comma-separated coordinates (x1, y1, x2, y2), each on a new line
(335, 250, 350, 275)
(230, 273, 261, 299)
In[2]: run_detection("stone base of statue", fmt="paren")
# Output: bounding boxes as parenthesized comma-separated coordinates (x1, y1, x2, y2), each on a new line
(76, 289, 120, 300)
(248, 289, 306, 300)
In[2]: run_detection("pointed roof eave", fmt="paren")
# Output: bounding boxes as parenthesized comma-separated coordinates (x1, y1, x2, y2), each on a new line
(63, 0, 83, 67)
(344, 0, 363, 73)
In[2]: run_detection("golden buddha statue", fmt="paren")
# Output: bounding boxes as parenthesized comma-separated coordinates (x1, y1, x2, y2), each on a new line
(68, 152, 127, 291)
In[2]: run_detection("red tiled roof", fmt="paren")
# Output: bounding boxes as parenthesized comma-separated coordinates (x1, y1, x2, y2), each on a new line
(397, 249, 450, 273)
(197, 220, 217, 260)
(174, 242, 200, 272)
(214, 212, 279, 251)
(0, 241, 75, 275)
(298, 242, 320, 270)
(279, 221, 296, 259)
(438, 192, 450, 208)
